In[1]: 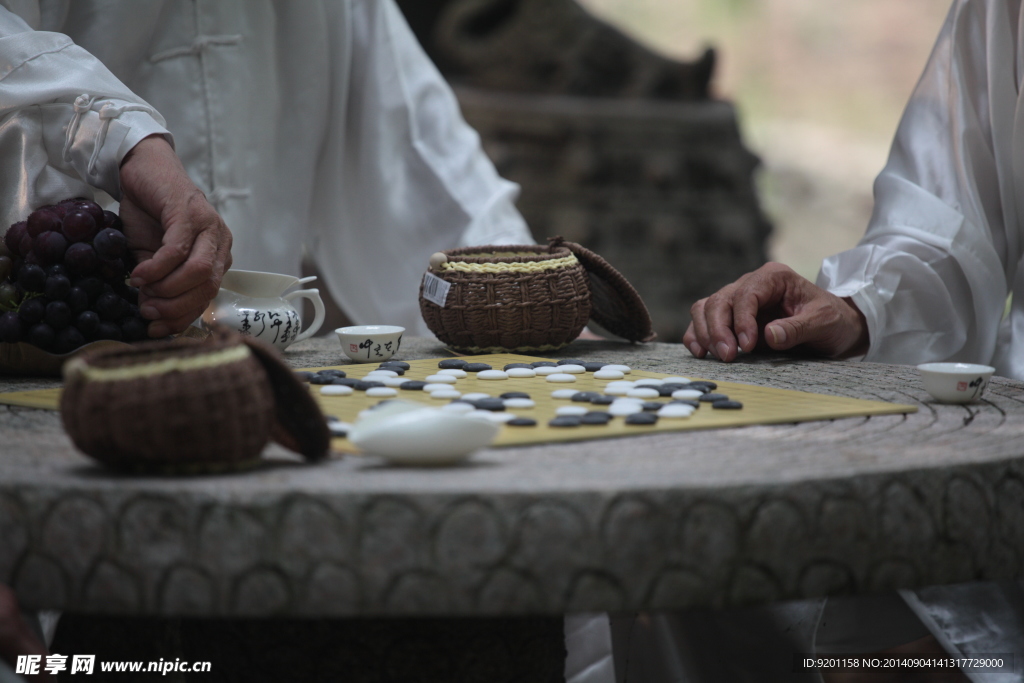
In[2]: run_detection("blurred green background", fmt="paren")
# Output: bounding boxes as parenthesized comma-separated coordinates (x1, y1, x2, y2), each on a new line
(579, 0, 951, 280)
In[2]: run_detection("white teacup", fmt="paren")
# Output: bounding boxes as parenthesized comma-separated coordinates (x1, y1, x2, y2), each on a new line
(917, 362, 995, 403)
(336, 325, 405, 363)
(202, 269, 325, 351)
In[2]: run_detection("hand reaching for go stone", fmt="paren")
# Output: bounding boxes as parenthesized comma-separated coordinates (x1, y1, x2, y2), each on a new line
(118, 136, 232, 338)
(683, 262, 869, 362)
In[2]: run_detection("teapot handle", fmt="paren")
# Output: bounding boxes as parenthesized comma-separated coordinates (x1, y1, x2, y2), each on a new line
(283, 288, 326, 343)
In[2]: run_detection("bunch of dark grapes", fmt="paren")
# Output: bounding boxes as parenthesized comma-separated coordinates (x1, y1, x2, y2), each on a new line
(0, 198, 148, 354)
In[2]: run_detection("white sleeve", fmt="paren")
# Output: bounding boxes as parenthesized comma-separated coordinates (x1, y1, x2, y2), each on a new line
(817, 0, 1014, 366)
(0, 3, 170, 226)
(310, 0, 532, 333)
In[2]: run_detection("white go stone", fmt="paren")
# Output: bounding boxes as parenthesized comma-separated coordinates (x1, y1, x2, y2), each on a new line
(424, 374, 458, 384)
(320, 385, 353, 396)
(506, 367, 537, 378)
(557, 364, 586, 374)
(441, 402, 475, 414)
(437, 368, 468, 378)
(462, 392, 492, 401)
(551, 389, 579, 399)
(556, 405, 589, 416)
(671, 389, 705, 400)
(546, 373, 577, 383)
(658, 404, 695, 418)
(603, 385, 633, 396)
(423, 383, 455, 392)
(430, 389, 462, 399)
(382, 377, 408, 387)
(626, 387, 660, 399)
(634, 378, 663, 386)
(328, 421, 352, 437)
(366, 387, 398, 398)
(364, 369, 398, 378)
(535, 366, 563, 376)
(467, 410, 496, 421)
(504, 398, 536, 409)
(663, 376, 691, 384)
(602, 364, 631, 374)
(609, 402, 643, 416)
(593, 369, 625, 380)
(477, 370, 509, 380)
(485, 412, 517, 423)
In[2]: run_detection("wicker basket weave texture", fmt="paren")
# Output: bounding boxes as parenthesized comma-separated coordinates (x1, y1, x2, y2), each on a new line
(61, 335, 274, 467)
(419, 245, 592, 352)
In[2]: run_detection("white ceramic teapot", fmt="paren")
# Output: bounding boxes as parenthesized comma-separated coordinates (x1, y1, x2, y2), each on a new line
(202, 269, 325, 351)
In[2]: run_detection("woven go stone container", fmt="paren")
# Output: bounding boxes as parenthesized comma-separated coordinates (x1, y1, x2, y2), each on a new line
(419, 238, 654, 353)
(61, 328, 276, 472)
(420, 243, 590, 353)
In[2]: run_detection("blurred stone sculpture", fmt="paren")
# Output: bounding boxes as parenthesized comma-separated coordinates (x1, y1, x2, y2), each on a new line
(400, 0, 715, 100)
(399, 0, 771, 341)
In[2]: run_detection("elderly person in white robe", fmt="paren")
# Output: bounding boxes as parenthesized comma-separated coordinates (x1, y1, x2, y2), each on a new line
(0, 0, 532, 338)
(681, 0, 1024, 679)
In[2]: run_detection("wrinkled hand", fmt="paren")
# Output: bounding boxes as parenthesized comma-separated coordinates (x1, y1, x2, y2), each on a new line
(683, 262, 869, 362)
(119, 136, 232, 338)
(0, 584, 51, 681)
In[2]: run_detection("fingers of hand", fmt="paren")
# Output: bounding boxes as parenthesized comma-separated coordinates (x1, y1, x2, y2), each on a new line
(703, 289, 740, 362)
(682, 321, 707, 358)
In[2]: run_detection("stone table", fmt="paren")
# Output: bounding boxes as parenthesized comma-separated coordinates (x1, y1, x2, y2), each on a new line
(2, 336, 1022, 680)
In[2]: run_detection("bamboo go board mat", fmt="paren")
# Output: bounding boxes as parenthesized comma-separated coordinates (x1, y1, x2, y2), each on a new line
(0, 353, 917, 451)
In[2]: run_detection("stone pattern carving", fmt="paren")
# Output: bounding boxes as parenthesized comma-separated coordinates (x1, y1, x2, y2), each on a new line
(3, 337, 1024, 619)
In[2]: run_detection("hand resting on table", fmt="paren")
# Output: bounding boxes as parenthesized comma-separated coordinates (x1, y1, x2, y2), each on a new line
(684, 262, 869, 362)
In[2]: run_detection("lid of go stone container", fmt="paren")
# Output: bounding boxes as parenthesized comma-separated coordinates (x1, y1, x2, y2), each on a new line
(241, 334, 330, 461)
(549, 237, 656, 343)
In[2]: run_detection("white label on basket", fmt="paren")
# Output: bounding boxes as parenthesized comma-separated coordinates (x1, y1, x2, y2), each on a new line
(422, 271, 451, 307)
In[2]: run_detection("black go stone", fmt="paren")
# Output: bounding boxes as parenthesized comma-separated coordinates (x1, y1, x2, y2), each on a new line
(308, 374, 335, 385)
(713, 400, 743, 409)
(380, 361, 410, 371)
(331, 377, 360, 387)
(556, 359, 586, 366)
(503, 363, 533, 371)
(658, 384, 687, 396)
(591, 396, 616, 405)
(317, 369, 347, 378)
(531, 361, 558, 368)
(581, 412, 612, 425)
(625, 412, 659, 425)
(399, 380, 428, 391)
(353, 380, 385, 391)
(500, 391, 531, 399)
(583, 362, 606, 372)
(294, 371, 314, 382)
(438, 359, 469, 369)
(690, 381, 718, 391)
(328, 423, 349, 437)
(463, 363, 493, 372)
(699, 393, 729, 403)
(571, 391, 602, 402)
(549, 416, 582, 427)
(473, 398, 506, 412)
(671, 399, 701, 409)
(642, 402, 663, 411)
(325, 415, 340, 422)
(507, 417, 538, 427)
